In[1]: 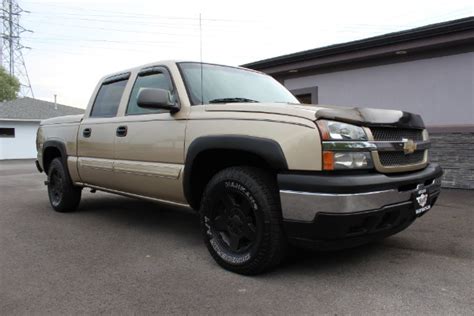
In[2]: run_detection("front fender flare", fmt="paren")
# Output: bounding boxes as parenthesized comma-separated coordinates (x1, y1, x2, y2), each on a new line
(183, 135, 288, 208)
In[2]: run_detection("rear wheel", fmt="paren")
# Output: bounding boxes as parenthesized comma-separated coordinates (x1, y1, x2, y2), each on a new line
(200, 167, 286, 275)
(47, 158, 82, 212)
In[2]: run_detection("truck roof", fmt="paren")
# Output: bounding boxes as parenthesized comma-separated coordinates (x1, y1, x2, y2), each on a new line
(99, 60, 262, 83)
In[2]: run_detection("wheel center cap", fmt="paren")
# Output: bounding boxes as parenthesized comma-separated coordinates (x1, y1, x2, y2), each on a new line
(228, 214, 243, 233)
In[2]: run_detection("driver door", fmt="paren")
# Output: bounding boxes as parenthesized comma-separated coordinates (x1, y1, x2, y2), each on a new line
(112, 66, 187, 204)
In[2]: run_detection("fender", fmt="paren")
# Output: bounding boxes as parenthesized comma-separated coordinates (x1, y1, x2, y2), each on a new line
(183, 135, 288, 208)
(42, 140, 73, 180)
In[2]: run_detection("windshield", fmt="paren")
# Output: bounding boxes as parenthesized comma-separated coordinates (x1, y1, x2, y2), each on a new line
(178, 62, 299, 105)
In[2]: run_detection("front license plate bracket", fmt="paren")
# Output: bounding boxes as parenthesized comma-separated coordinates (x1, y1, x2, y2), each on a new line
(413, 186, 430, 216)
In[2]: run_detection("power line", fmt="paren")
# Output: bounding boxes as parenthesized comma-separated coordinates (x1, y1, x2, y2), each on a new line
(0, 0, 34, 98)
(24, 9, 422, 31)
(30, 10, 249, 23)
(21, 17, 420, 40)
(19, 2, 472, 67)
(22, 35, 191, 45)
(24, 39, 195, 53)
(22, 1, 257, 23)
(24, 14, 233, 29)
(22, 20, 200, 37)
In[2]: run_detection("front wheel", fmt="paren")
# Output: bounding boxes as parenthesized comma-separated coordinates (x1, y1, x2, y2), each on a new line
(47, 157, 82, 212)
(200, 167, 286, 275)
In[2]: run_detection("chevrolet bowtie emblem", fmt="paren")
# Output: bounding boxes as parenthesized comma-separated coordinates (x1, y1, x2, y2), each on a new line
(402, 138, 417, 154)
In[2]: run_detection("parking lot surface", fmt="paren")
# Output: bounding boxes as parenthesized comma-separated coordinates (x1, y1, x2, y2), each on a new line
(1, 160, 473, 315)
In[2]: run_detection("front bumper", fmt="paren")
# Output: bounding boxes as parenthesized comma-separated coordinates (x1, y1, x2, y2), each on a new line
(278, 163, 443, 249)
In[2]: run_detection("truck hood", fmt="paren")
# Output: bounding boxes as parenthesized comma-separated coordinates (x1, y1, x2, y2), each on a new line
(205, 103, 425, 129)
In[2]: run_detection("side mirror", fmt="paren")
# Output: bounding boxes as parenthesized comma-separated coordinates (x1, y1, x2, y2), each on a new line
(137, 88, 180, 113)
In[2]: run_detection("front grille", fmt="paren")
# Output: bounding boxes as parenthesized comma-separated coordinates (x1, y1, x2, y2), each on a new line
(371, 127, 423, 141)
(379, 150, 425, 166)
(369, 127, 427, 170)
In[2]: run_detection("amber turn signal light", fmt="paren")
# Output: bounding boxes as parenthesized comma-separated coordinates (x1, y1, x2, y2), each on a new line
(316, 121, 330, 140)
(323, 151, 334, 170)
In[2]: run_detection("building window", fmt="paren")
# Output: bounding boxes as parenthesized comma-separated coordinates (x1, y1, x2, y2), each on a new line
(296, 93, 312, 104)
(290, 86, 318, 104)
(0, 128, 15, 138)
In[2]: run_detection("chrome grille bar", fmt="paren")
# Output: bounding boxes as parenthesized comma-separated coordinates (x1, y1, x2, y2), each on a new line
(322, 140, 430, 152)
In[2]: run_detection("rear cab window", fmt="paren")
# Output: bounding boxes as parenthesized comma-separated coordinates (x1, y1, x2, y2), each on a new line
(90, 73, 130, 118)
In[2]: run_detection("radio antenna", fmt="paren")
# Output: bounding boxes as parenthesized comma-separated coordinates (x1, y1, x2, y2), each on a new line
(199, 13, 204, 105)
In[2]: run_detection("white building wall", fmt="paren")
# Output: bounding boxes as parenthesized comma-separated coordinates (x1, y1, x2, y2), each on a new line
(0, 120, 40, 160)
(284, 52, 474, 126)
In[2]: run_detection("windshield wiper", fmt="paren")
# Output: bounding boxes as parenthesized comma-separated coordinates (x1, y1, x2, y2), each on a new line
(208, 97, 259, 104)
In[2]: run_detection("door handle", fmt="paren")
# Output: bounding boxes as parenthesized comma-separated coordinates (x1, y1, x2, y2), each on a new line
(83, 128, 91, 138)
(116, 126, 128, 137)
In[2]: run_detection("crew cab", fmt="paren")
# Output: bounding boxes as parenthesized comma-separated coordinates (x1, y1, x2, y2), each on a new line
(36, 61, 443, 275)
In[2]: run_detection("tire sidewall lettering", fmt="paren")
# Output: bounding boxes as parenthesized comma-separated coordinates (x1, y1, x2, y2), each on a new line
(224, 181, 258, 211)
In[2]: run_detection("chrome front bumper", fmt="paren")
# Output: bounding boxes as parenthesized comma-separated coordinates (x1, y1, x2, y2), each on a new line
(280, 177, 441, 222)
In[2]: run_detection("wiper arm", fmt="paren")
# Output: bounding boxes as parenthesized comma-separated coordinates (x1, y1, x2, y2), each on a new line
(208, 97, 259, 104)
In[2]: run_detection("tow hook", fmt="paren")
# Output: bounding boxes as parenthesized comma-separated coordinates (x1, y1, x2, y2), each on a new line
(44, 180, 49, 185)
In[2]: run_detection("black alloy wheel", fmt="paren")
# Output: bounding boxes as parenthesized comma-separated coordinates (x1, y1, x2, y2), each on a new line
(210, 186, 259, 254)
(200, 166, 286, 275)
(47, 158, 82, 212)
(48, 168, 64, 207)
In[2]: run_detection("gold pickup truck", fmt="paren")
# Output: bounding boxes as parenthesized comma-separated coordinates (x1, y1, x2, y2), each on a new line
(36, 61, 443, 275)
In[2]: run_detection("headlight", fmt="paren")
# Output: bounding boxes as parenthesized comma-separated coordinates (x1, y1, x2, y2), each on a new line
(317, 120, 367, 140)
(317, 120, 373, 170)
(323, 152, 373, 170)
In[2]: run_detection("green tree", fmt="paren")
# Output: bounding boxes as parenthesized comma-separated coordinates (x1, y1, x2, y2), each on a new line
(0, 66, 20, 102)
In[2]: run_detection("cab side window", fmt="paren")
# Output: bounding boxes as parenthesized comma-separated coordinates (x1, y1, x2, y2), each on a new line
(127, 71, 174, 115)
(90, 79, 128, 118)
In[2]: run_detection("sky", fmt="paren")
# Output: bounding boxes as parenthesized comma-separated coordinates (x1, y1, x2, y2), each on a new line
(8, 0, 474, 108)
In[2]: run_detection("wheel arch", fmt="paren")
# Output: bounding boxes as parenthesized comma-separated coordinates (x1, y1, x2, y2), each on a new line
(183, 135, 288, 210)
(42, 140, 69, 175)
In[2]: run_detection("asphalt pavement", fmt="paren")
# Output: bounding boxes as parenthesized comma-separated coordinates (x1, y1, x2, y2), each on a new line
(1, 159, 472, 315)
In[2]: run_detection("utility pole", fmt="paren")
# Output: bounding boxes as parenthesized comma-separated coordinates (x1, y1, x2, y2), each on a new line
(8, 0, 13, 75)
(0, 0, 34, 98)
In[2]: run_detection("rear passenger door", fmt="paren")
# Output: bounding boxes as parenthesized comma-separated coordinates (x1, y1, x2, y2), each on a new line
(77, 73, 129, 190)
(113, 66, 187, 203)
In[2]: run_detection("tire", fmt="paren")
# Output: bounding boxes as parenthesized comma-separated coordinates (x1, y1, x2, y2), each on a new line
(47, 157, 82, 212)
(200, 166, 286, 275)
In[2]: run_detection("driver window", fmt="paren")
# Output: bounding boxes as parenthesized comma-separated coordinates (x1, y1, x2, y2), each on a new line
(127, 71, 173, 115)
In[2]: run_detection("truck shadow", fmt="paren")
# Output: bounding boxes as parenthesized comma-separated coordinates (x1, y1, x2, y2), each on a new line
(76, 193, 202, 245)
(75, 192, 397, 274)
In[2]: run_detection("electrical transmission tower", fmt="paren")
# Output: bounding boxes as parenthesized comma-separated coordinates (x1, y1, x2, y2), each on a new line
(0, 0, 34, 98)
